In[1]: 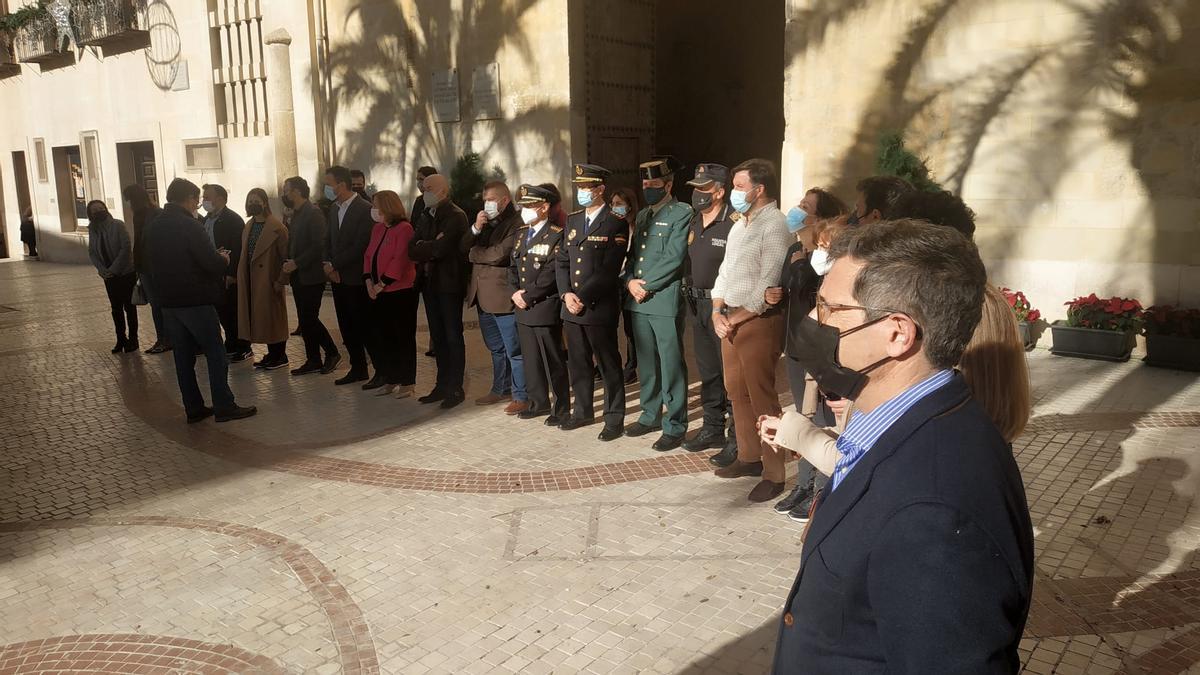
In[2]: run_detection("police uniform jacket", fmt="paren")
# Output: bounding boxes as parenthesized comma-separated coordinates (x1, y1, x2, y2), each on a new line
(555, 205, 628, 325)
(509, 221, 564, 326)
(624, 199, 692, 317)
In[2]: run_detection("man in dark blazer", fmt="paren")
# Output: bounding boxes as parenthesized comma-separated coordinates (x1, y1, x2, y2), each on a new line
(202, 183, 251, 360)
(764, 219, 1034, 673)
(410, 172, 470, 409)
(508, 185, 568, 425)
(280, 176, 340, 376)
(555, 163, 628, 441)
(147, 178, 256, 424)
(321, 165, 376, 386)
(463, 180, 526, 414)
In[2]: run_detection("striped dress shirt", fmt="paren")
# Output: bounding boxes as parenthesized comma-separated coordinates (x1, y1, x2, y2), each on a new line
(830, 369, 955, 491)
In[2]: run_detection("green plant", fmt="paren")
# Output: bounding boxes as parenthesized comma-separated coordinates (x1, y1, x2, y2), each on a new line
(449, 152, 505, 221)
(1142, 305, 1200, 338)
(875, 132, 942, 192)
(0, 2, 49, 36)
(1064, 294, 1143, 333)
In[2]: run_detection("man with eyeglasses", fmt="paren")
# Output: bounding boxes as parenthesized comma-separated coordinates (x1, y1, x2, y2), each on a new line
(761, 219, 1033, 673)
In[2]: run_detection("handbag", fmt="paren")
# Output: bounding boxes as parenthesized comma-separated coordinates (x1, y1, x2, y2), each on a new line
(131, 279, 149, 306)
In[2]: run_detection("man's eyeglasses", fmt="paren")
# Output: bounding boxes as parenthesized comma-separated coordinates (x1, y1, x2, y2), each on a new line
(815, 298, 906, 326)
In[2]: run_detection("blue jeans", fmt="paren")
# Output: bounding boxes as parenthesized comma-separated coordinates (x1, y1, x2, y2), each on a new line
(479, 310, 526, 401)
(164, 305, 236, 415)
(139, 272, 167, 344)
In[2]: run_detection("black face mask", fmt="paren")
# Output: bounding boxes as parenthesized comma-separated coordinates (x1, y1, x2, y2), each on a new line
(88, 211, 108, 224)
(786, 315, 892, 401)
(246, 203, 264, 216)
(691, 190, 714, 211)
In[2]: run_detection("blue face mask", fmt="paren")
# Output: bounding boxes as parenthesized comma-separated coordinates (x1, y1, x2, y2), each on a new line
(576, 188, 595, 208)
(324, 185, 337, 202)
(730, 186, 757, 214)
(786, 207, 808, 233)
(612, 205, 629, 218)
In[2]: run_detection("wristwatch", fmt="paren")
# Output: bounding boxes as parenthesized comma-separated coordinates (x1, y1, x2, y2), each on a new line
(716, 306, 730, 316)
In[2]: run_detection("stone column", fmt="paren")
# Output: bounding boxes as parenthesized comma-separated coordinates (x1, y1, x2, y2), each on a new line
(265, 28, 298, 186)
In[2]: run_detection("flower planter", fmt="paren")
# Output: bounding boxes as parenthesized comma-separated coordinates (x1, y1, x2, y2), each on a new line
(1144, 334, 1200, 371)
(1049, 322, 1136, 362)
(1017, 322, 1038, 352)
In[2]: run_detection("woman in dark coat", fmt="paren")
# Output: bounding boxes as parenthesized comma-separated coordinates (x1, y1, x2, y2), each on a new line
(19, 207, 37, 257)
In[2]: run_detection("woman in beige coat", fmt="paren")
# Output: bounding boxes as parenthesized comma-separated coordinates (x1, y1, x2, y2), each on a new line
(237, 188, 291, 370)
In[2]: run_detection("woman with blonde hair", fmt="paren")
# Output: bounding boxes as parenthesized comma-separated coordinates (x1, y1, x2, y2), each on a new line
(237, 188, 291, 369)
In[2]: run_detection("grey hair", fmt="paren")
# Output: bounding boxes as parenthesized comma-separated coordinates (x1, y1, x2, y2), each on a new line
(828, 219, 986, 369)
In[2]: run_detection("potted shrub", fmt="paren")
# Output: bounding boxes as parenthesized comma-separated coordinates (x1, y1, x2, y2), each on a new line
(1142, 305, 1200, 371)
(1050, 294, 1142, 362)
(999, 287, 1042, 351)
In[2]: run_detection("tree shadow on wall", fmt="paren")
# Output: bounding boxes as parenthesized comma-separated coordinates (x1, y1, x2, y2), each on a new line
(325, 0, 571, 184)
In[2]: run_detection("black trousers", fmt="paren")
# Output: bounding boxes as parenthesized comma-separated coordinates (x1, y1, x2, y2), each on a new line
(103, 272, 138, 342)
(564, 320, 625, 424)
(368, 288, 419, 385)
(687, 295, 732, 432)
(423, 290, 466, 393)
(621, 307, 637, 374)
(332, 282, 372, 373)
(218, 284, 250, 353)
(292, 282, 337, 365)
(518, 322, 569, 416)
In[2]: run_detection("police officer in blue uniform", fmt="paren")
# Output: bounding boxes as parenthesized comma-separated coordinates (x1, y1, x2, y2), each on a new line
(555, 163, 628, 441)
(509, 185, 569, 425)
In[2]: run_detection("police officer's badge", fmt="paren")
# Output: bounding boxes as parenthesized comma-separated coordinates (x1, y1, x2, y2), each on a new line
(575, 165, 583, 177)
(568, 228, 578, 241)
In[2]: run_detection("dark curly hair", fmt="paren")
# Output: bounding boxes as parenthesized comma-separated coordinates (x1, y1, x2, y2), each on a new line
(888, 189, 976, 239)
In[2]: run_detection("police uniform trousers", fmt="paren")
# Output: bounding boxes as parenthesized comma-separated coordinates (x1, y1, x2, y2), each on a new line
(722, 311, 786, 483)
(687, 295, 733, 438)
(518, 322, 569, 417)
(564, 321, 625, 424)
(630, 312, 688, 436)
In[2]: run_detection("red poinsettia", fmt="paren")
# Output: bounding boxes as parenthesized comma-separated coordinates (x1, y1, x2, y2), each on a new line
(999, 287, 1041, 323)
(1065, 294, 1143, 333)
(1142, 305, 1200, 338)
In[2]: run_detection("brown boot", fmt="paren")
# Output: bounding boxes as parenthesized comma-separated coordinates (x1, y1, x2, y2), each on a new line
(504, 400, 530, 415)
(714, 460, 764, 479)
(748, 480, 785, 503)
(475, 392, 508, 406)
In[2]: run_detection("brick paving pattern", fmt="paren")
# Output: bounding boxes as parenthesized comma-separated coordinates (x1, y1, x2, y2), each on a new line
(1, 261, 1199, 674)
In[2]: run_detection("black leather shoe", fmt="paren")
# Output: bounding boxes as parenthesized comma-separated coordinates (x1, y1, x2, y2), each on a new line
(544, 415, 563, 427)
(111, 340, 125, 353)
(559, 416, 594, 431)
(418, 389, 446, 404)
(291, 361, 323, 376)
(598, 424, 623, 442)
(228, 350, 252, 363)
(439, 390, 466, 409)
(708, 442, 738, 468)
(186, 406, 214, 424)
(361, 374, 387, 390)
(683, 427, 726, 452)
(518, 408, 550, 420)
(123, 339, 140, 353)
(320, 352, 342, 374)
(335, 370, 368, 386)
(652, 433, 684, 451)
(774, 483, 812, 514)
(215, 405, 258, 422)
(625, 421, 660, 438)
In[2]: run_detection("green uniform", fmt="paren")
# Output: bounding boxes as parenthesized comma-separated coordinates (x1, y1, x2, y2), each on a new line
(624, 198, 693, 436)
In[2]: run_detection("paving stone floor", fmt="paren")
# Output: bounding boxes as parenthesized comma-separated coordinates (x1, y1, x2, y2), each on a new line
(1, 260, 1199, 674)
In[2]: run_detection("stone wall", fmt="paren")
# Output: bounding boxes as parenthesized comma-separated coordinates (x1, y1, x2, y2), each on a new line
(781, 0, 1200, 318)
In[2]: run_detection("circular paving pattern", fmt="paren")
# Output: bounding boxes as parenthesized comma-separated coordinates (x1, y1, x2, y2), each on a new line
(0, 634, 284, 674)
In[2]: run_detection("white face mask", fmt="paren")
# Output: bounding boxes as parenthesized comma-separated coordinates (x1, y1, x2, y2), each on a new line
(371, 208, 383, 223)
(483, 200, 500, 219)
(423, 190, 439, 207)
(202, 200, 214, 213)
(810, 248, 833, 276)
(520, 207, 540, 225)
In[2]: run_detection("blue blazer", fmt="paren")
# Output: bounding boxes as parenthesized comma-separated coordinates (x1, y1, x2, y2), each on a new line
(772, 374, 1034, 674)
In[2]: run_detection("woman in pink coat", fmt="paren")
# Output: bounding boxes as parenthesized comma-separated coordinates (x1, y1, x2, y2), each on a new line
(362, 190, 419, 398)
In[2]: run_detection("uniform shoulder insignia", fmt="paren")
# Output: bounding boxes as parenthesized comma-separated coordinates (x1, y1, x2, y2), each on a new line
(568, 209, 584, 216)
(550, 225, 563, 232)
(731, 212, 743, 222)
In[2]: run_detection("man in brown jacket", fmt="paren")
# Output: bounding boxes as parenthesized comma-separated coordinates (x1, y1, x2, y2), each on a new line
(463, 180, 527, 415)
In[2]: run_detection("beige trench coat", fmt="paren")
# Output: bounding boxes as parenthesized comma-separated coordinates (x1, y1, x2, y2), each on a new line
(236, 215, 290, 344)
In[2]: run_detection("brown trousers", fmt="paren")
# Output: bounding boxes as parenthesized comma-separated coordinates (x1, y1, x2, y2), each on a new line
(722, 311, 785, 482)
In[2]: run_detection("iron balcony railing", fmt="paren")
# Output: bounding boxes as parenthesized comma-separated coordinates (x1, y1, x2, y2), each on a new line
(76, 0, 149, 47)
(12, 14, 68, 64)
